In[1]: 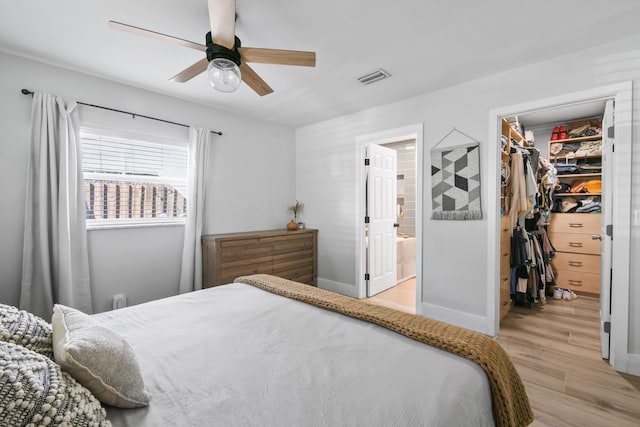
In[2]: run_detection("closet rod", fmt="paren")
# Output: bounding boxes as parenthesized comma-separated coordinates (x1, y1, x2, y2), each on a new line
(21, 89, 223, 136)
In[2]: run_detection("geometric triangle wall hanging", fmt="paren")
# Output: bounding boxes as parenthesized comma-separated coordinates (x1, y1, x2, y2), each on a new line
(430, 128, 482, 220)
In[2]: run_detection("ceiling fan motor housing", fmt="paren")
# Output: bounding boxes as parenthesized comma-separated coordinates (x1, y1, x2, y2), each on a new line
(205, 32, 242, 66)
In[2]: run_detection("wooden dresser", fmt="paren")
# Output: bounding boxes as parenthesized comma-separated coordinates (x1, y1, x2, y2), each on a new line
(202, 229, 318, 288)
(548, 213, 601, 294)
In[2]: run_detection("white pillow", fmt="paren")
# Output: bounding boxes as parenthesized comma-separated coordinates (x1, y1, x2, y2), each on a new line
(52, 304, 150, 408)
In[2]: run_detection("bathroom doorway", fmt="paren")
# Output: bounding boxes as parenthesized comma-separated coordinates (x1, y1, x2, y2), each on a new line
(355, 124, 423, 314)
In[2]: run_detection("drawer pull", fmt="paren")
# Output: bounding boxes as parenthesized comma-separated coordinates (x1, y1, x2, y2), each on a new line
(568, 242, 583, 248)
(568, 279, 583, 286)
(569, 223, 584, 228)
(502, 301, 509, 306)
(502, 253, 509, 257)
(592, 234, 602, 241)
(568, 261, 583, 267)
(502, 278, 509, 282)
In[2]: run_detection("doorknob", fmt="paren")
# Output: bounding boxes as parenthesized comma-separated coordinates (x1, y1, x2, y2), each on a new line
(393, 223, 400, 228)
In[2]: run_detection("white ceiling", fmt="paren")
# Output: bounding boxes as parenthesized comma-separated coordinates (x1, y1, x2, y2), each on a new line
(2, 1, 640, 128)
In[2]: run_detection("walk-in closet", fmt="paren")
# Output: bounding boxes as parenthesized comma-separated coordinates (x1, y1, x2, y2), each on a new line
(498, 101, 609, 323)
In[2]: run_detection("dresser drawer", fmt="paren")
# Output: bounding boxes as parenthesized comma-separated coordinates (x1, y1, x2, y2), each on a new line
(549, 232, 601, 255)
(552, 252, 600, 274)
(554, 269, 600, 294)
(548, 213, 601, 234)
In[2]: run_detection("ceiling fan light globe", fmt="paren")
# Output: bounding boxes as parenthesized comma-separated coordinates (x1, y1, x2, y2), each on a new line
(208, 58, 242, 93)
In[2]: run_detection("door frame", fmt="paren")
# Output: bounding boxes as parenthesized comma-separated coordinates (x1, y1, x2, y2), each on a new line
(355, 124, 424, 305)
(487, 81, 633, 372)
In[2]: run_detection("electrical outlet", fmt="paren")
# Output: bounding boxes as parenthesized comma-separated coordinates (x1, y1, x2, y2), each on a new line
(112, 294, 127, 310)
(635, 209, 640, 226)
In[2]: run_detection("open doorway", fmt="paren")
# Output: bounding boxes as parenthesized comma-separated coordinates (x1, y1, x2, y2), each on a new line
(487, 82, 632, 373)
(355, 124, 424, 314)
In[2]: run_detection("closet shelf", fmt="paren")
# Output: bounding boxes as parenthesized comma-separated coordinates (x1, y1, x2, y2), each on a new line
(556, 173, 602, 178)
(551, 153, 602, 160)
(555, 192, 602, 197)
(548, 134, 602, 144)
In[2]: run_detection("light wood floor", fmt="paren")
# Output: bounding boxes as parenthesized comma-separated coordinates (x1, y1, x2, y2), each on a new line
(366, 278, 416, 313)
(367, 282, 640, 426)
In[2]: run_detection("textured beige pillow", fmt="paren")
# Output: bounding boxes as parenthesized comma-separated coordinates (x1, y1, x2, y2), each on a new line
(0, 303, 53, 359)
(52, 304, 150, 408)
(0, 341, 110, 426)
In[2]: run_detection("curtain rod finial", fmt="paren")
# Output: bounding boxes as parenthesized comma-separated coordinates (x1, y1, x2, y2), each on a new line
(21, 89, 34, 95)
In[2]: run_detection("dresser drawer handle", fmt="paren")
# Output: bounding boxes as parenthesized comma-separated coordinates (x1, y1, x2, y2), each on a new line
(568, 242, 583, 248)
(568, 279, 583, 286)
(569, 223, 584, 228)
(568, 261, 583, 267)
(502, 253, 509, 257)
(502, 278, 509, 282)
(502, 301, 509, 306)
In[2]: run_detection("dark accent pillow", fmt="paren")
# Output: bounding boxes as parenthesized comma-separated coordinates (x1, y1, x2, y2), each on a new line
(0, 341, 110, 426)
(0, 303, 53, 359)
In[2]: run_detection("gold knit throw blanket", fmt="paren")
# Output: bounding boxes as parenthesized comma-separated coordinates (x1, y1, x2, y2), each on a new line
(235, 274, 534, 427)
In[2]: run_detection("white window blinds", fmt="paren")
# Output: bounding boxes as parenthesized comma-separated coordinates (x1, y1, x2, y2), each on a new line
(81, 131, 188, 227)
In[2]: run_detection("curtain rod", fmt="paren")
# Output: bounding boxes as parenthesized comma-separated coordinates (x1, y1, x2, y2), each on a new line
(21, 89, 222, 136)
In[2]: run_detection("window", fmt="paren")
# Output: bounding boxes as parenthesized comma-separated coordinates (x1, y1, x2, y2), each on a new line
(81, 130, 188, 228)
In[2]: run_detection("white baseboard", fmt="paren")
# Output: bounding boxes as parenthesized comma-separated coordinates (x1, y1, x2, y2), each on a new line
(418, 302, 490, 335)
(625, 353, 640, 376)
(317, 277, 358, 298)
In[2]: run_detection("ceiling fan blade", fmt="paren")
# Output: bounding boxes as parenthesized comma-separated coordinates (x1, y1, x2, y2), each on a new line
(239, 48, 316, 67)
(239, 62, 273, 96)
(208, 0, 236, 49)
(108, 20, 205, 52)
(169, 58, 209, 83)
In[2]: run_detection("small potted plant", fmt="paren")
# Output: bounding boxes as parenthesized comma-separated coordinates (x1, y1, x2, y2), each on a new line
(287, 200, 303, 230)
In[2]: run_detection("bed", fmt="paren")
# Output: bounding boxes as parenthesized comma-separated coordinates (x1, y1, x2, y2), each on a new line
(0, 274, 533, 426)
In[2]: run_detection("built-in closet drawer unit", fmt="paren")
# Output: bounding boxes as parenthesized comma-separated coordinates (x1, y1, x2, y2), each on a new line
(499, 216, 511, 320)
(549, 213, 601, 295)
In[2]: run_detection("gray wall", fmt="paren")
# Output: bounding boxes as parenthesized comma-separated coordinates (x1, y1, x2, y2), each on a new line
(0, 51, 296, 313)
(295, 34, 640, 363)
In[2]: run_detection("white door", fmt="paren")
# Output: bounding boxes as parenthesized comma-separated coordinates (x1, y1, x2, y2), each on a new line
(366, 143, 397, 296)
(599, 99, 614, 359)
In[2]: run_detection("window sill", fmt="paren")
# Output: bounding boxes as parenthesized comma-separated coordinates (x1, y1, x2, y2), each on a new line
(86, 220, 186, 231)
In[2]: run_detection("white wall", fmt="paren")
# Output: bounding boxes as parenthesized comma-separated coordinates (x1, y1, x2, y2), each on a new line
(296, 35, 640, 357)
(0, 51, 296, 313)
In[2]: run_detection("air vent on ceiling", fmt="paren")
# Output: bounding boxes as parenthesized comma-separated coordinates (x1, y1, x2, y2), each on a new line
(356, 68, 391, 85)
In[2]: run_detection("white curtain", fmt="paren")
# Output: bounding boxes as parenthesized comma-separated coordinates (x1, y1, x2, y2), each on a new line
(20, 93, 92, 319)
(178, 127, 212, 293)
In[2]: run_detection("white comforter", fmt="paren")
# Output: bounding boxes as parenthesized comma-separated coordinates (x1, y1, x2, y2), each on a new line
(95, 283, 494, 426)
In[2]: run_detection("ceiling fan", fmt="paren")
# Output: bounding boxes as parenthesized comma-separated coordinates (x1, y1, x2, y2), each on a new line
(108, 0, 316, 96)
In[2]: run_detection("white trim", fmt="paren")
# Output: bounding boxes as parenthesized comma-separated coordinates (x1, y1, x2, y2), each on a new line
(420, 302, 488, 333)
(487, 81, 633, 372)
(86, 218, 185, 230)
(317, 277, 358, 298)
(626, 354, 640, 377)
(354, 124, 424, 309)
